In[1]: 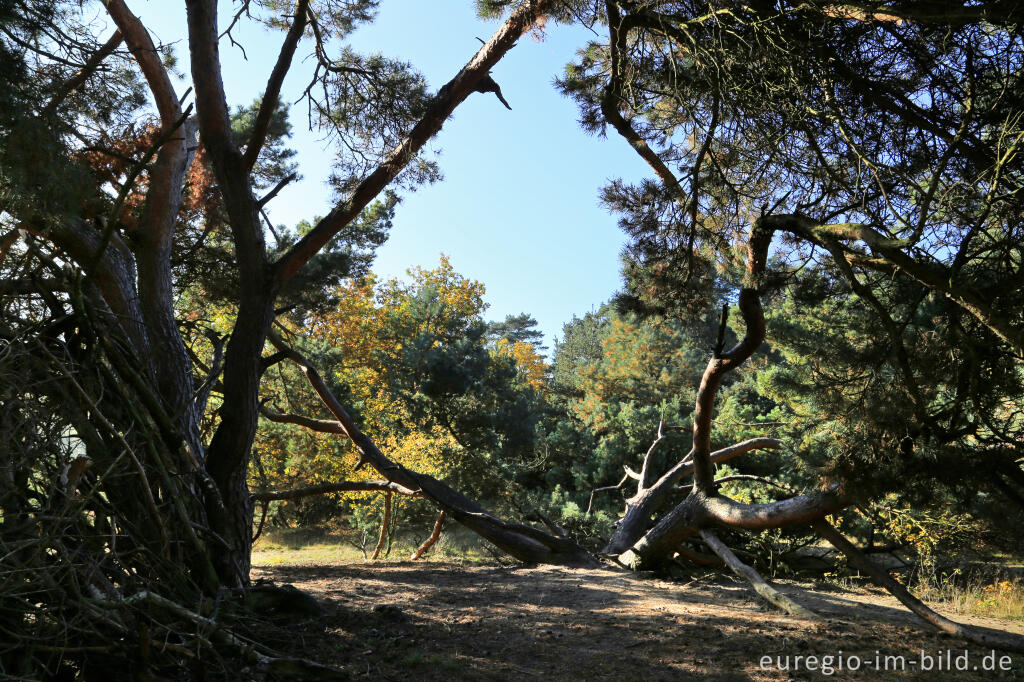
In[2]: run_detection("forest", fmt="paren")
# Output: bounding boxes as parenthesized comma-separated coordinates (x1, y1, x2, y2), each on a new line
(2, 0, 1024, 679)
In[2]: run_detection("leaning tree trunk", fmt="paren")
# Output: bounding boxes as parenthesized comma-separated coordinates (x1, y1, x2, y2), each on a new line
(263, 331, 597, 567)
(183, 0, 565, 585)
(601, 220, 849, 573)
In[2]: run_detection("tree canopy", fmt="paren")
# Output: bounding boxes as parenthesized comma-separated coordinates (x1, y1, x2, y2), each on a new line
(2, 0, 1024, 677)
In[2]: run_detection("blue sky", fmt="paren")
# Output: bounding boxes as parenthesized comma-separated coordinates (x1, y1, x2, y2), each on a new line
(133, 1, 649, 349)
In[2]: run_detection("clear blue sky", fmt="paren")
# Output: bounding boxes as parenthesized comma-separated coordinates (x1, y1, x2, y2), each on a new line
(134, 1, 649, 349)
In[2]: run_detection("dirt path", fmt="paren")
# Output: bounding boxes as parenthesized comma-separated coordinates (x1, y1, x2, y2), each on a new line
(252, 561, 1024, 680)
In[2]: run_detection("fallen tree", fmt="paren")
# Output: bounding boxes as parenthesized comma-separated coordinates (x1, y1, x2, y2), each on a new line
(4, 0, 1024, 676)
(257, 217, 1024, 653)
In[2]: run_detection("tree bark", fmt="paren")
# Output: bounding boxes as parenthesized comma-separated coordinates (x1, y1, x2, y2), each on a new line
(252, 481, 421, 502)
(181, 0, 562, 586)
(699, 529, 820, 620)
(371, 491, 393, 560)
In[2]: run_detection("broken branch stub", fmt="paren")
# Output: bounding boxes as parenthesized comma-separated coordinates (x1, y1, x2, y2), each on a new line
(605, 220, 848, 568)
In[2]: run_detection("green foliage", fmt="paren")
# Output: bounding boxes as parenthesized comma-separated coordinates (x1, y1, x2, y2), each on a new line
(231, 98, 298, 189)
(551, 306, 611, 392)
(254, 259, 551, 526)
(546, 306, 725, 513)
(551, 0, 1024, 547)
(487, 312, 547, 351)
(757, 266, 1024, 518)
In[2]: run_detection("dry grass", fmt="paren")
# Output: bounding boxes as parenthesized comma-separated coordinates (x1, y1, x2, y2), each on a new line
(914, 576, 1024, 622)
(252, 526, 495, 567)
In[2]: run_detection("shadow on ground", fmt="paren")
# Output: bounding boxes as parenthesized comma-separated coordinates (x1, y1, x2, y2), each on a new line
(252, 562, 1024, 681)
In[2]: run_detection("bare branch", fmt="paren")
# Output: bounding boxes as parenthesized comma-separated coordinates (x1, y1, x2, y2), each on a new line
(259, 404, 343, 434)
(410, 511, 447, 560)
(242, 0, 309, 171)
(699, 530, 821, 620)
(251, 480, 420, 502)
(258, 172, 298, 208)
(587, 473, 630, 514)
(43, 28, 124, 115)
(676, 473, 797, 495)
(371, 490, 392, 560)
(273, 0, 559, 285)
(638, 420, 665, 488)
(194, 331, 225, 418)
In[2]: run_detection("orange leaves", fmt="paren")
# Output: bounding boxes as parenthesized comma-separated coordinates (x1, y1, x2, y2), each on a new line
(310, 276, 381, 370)
(259, 259, 497, 499)
(75, 121, 220, 229)
(495, 338, 549, 391)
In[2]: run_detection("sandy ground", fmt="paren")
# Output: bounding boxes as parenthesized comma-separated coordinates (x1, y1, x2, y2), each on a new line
(250, 561, 1024, 681)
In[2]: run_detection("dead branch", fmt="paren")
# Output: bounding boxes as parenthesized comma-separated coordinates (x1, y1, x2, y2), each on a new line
(639, 420, 671, 487)
(118, 591, 348, 678)
(676, 474, 797, 494)
(699, 529, 821, 620)
(252, 480, 421, 502)
(812, 520, 1024, 653)
(587, 473, 629, 514)
(259, 404, 343, 433)
(602, 434, 782, 555)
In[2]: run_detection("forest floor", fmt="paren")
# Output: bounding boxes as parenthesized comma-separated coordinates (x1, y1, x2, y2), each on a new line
(250, 558, 1024, 681)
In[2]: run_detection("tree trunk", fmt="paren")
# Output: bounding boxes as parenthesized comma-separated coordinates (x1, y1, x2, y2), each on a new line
(371, 491, 393, 560)
(411, 511, 447, 560)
